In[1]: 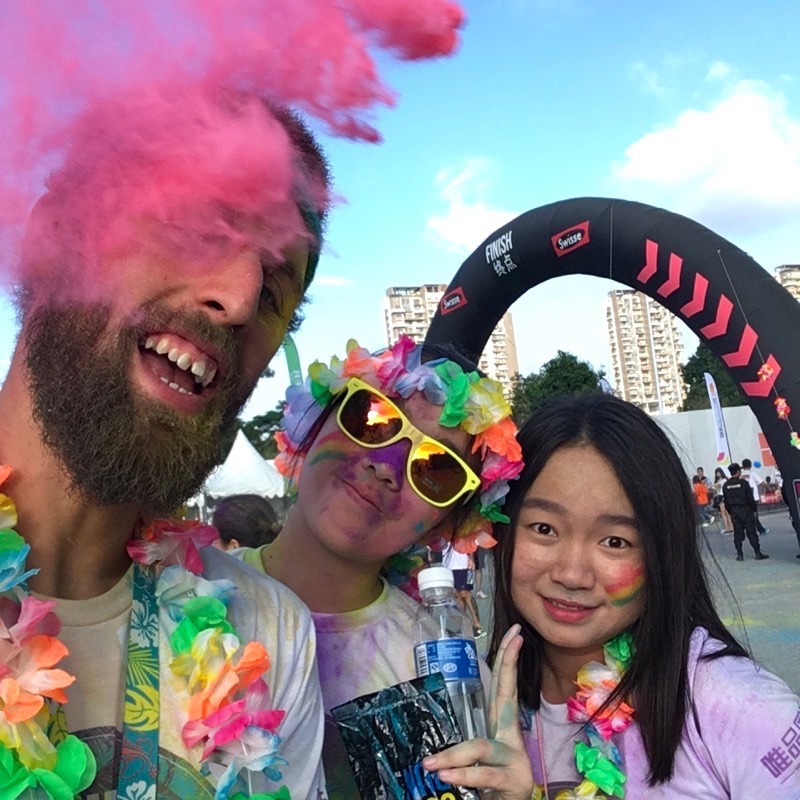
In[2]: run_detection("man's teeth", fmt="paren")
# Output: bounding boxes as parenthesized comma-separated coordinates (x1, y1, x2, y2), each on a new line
(143, 337, 217, 387)
(159, 376, 192, 395)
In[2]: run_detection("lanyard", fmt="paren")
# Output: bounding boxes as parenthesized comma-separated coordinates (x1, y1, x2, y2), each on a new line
(117, 563, 160, 798)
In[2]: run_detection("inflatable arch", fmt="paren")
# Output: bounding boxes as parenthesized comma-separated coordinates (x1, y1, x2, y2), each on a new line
(425, 197, 800, 531)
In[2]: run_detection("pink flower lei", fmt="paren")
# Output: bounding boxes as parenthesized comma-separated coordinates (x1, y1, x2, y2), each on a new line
(536, 632, 635, 800)
(274, 336, 524, 593)
(0, 468, 289, 799)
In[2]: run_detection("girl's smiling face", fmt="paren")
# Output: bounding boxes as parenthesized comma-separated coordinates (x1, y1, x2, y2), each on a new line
(293, 390, 472, 566)
(511, 444, 645, 665)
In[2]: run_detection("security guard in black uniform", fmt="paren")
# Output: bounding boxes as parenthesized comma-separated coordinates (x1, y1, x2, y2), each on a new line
(722, 463, 769, 561)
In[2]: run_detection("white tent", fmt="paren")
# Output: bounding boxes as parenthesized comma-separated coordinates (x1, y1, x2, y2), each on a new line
(204, 430, 285, 499)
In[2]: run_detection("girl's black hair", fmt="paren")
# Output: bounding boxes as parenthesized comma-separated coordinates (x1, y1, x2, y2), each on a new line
(488, 393, 747, 785)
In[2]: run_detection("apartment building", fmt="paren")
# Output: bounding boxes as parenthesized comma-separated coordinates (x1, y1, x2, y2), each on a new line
(775, 264, 800, 300)
(383, 284, 519, 395)
(606, 289, 685, 414)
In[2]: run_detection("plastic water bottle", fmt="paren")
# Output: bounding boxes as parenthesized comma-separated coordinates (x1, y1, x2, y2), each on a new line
(414, 566, 488, 743)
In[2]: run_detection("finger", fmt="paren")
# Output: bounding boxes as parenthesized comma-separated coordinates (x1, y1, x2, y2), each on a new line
(436, 764, 533, 800)
(422, 738, 515, 772)
(489, 624, 522, 737)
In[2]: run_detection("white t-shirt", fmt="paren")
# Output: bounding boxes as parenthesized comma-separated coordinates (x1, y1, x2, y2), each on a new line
(442, 545, 471, 571)
(521, 627, 800, 799)
(51, 546, 326, 799)
(743, 468, 764, 502)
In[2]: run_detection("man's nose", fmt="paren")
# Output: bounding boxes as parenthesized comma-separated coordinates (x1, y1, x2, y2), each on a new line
(193, 252, 262, 328)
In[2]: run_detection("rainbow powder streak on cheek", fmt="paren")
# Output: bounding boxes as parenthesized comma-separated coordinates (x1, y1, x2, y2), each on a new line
(605, 564, 645, 608)
(306, 432, 353, 467)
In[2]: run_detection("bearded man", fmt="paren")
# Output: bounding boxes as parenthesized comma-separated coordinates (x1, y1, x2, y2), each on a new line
(0, 92, 329, 799)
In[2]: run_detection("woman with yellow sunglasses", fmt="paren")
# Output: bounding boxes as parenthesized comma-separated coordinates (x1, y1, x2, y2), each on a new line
(234, 336, 523, 797)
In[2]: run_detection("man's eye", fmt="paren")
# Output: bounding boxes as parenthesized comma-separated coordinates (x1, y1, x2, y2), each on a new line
(260, 282, 284, 316)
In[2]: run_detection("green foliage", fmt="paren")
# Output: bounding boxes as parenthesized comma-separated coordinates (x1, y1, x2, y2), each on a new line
(510, 350, 604, 425)
(680, 343, 745, 411)
(240, 404, 285, 459)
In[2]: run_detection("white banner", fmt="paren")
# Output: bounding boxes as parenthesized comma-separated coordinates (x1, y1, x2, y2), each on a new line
(704, 372, 732, 467)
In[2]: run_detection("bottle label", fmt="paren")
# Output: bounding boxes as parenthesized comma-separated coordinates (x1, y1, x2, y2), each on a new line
(414, 638, 480, 681)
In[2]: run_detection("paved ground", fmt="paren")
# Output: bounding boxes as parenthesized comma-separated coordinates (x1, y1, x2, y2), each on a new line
(474, 507, 800, 693)
(704, 508, 800, 693)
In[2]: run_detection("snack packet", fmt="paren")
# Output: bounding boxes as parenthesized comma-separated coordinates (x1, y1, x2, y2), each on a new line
(331, 673, 476, 800)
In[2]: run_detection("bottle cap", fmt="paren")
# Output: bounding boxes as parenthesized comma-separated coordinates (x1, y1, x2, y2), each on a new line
(417, 566, 455, 592)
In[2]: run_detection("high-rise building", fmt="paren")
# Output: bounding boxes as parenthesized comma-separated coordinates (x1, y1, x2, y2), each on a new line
(606, 289, 685, 415)
(383, 284, 519, 395)
(775, 264, 800, 300)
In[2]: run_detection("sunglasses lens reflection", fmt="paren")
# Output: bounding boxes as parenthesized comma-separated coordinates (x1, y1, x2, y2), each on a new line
(340, 386, 470, 505)
(410, 442, 468, 504)
(340, 389, 402, 444)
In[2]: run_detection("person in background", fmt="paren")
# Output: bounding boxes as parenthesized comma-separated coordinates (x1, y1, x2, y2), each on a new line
(692, 474, 714, 527)
(724, 463, 769, 561)
(443, 540, 486, 637)
(425, 395, 799, 799)
(712, 466, 733, 532)
(696, 466, 710, 487)
(212, 492, 281, 550)
(474, 544, 488, 599)
(741, 457, 770, 535)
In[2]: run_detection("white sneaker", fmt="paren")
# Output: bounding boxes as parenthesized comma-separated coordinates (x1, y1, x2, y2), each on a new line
(476, 591, 488, 599)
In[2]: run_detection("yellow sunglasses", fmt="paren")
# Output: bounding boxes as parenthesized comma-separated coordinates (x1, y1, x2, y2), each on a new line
(335, 378, 480, 507)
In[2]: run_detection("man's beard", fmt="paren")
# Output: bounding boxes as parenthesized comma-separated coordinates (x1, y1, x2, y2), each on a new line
(24, 302, 254, 513)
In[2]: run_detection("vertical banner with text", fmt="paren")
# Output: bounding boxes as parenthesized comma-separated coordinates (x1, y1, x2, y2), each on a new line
(704, 372, 732, 467)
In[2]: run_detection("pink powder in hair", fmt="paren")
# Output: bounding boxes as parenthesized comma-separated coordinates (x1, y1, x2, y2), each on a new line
(0, 0, 464, 298)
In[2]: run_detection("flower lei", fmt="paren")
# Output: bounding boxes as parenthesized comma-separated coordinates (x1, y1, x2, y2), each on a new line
(274, 336, 524, 592)
(0, 467, 290, 800)
(538, 632, 636, 800)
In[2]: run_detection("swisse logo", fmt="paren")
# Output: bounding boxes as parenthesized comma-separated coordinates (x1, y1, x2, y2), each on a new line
(551, 220, 590, 257)
(439, 287, 467, 315)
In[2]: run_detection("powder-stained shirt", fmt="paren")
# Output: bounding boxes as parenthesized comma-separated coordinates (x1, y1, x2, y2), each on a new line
(50, 546, 327, 799)
(522, 627, 800, 799)
(239, 545, 491, 799)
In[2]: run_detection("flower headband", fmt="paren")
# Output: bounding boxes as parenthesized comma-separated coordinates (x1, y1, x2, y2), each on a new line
(274, 336, 524, 552)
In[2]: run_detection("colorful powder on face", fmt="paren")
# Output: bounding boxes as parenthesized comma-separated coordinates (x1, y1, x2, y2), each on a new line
(605, 565, 645, 608)
(0, 1, 464, 297)
(307, 433, 353, 468)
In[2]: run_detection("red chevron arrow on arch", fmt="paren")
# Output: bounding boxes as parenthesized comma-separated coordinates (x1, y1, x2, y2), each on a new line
(657, 252, 683, 298)
(680, 274, 709, 318)
(637, 239, 659, 284)
(700, 295, 733, 339)
(722, 324, 758, 368)
(740, 354, 781, 397)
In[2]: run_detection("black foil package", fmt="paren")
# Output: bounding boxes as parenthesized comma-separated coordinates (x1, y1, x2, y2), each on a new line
(331, 673, 474, 800)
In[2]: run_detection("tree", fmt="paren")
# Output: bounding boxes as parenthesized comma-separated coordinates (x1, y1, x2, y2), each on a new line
(239, 403, 285, 459)
(680, 343, 745, 411)
(510, 350, 604, 425)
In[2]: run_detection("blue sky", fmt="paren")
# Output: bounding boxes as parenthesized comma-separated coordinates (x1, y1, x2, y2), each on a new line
(2, 0, 799, 420)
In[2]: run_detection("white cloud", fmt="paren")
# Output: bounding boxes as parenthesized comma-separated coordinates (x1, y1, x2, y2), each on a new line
(426, 158, 518, 254)
(631, 61, 667, 96)
(315, 275, 352, 287)
(613, 79, 800, 236)
(706, 60, 733, 82)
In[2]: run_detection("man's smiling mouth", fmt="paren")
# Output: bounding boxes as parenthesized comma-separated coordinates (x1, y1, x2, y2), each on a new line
(139, 333, 219, 396)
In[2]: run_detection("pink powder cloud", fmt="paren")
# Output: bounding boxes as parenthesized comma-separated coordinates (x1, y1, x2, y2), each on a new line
(0, 0, 464, 299)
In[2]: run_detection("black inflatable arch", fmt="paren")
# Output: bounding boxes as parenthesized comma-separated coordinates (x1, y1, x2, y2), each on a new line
(425, 197, 800, 529)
